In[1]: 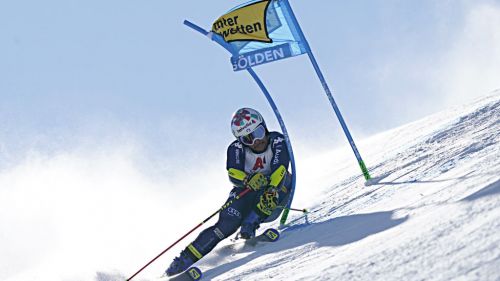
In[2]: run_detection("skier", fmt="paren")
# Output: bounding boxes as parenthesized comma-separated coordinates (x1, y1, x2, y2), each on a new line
(166, 107, 292, 276)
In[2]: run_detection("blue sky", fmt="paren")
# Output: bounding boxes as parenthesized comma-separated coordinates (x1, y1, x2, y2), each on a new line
(1, 0, 499, 168)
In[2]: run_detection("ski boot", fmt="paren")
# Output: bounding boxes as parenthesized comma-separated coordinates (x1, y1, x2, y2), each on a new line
(240, 210, 261, 239)
(166, 250, 195, 276)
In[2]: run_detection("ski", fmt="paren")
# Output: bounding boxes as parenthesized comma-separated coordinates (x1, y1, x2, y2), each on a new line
(166, 267, 202, 281)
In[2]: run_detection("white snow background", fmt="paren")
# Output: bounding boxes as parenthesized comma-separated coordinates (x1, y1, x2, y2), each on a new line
(1, 91, 499, 281)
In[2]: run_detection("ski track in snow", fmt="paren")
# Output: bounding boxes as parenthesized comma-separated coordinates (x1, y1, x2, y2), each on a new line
(177, 92, 500, 281)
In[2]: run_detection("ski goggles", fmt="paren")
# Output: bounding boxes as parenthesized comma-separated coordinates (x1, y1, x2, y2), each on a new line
(239, 125, 266, 146)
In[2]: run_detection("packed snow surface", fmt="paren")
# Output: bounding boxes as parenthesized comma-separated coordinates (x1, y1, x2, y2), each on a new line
(153, 92, 500, 281)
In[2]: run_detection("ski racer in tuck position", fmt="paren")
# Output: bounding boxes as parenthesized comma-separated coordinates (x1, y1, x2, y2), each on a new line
(166, 107, 292, 276)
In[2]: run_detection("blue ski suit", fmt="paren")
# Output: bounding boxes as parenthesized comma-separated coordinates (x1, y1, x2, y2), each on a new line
(182, 131, 292, 262)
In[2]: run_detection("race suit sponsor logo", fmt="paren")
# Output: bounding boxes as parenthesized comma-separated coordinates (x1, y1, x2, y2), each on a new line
(253, 156, 266, 171)
(273, 136, 284, 146)
(235, 147, 241, 164)
(213, 227, 225, 239)
(228, 191, 237, 199)
(273, 149, 281, 165)
(227, 207, 241, 218)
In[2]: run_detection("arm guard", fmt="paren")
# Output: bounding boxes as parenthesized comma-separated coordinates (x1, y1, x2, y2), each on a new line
(269, 165, 287, 188)
(228, 168, 246, 187)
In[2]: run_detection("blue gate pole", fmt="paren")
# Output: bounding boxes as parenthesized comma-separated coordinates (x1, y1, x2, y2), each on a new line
(284, 0, 371, 180)
(183, 20, 297, 225)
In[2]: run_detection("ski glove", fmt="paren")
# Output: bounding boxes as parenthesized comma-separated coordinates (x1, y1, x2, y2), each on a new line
(257, 187, 279, 216)
(244, 172, 269, 191)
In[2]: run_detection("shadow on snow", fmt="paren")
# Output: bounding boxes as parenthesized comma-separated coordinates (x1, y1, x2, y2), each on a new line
(202, 210, 408, 279)
(461, 179, 500, 202)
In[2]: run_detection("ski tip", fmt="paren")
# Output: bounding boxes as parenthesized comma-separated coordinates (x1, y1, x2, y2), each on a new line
(186, 267, 202, 280)
(165, 267, 202, 281)
(263, 228, 280, 242)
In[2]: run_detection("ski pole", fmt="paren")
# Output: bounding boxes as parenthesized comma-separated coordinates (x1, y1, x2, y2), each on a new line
(288, 207, 308, 213)
(277, 207, 310, 229)
(277, 206, 308, 213)
(126, 188, 252, 281)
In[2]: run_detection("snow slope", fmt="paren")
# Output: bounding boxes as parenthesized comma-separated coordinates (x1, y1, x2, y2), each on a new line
(156, 91, 500, 281)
